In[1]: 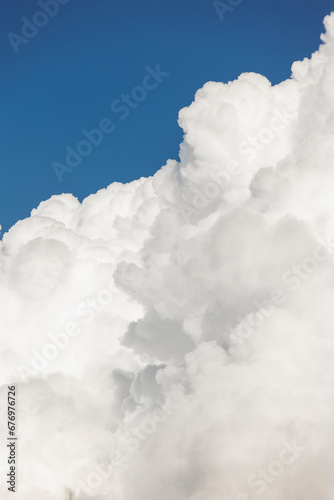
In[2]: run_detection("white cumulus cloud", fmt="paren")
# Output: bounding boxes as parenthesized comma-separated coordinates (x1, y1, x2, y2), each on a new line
(1, 12, 334, 500)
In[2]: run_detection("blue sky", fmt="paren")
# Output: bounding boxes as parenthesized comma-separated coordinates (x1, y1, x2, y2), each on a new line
(0, 0, 333, 234)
